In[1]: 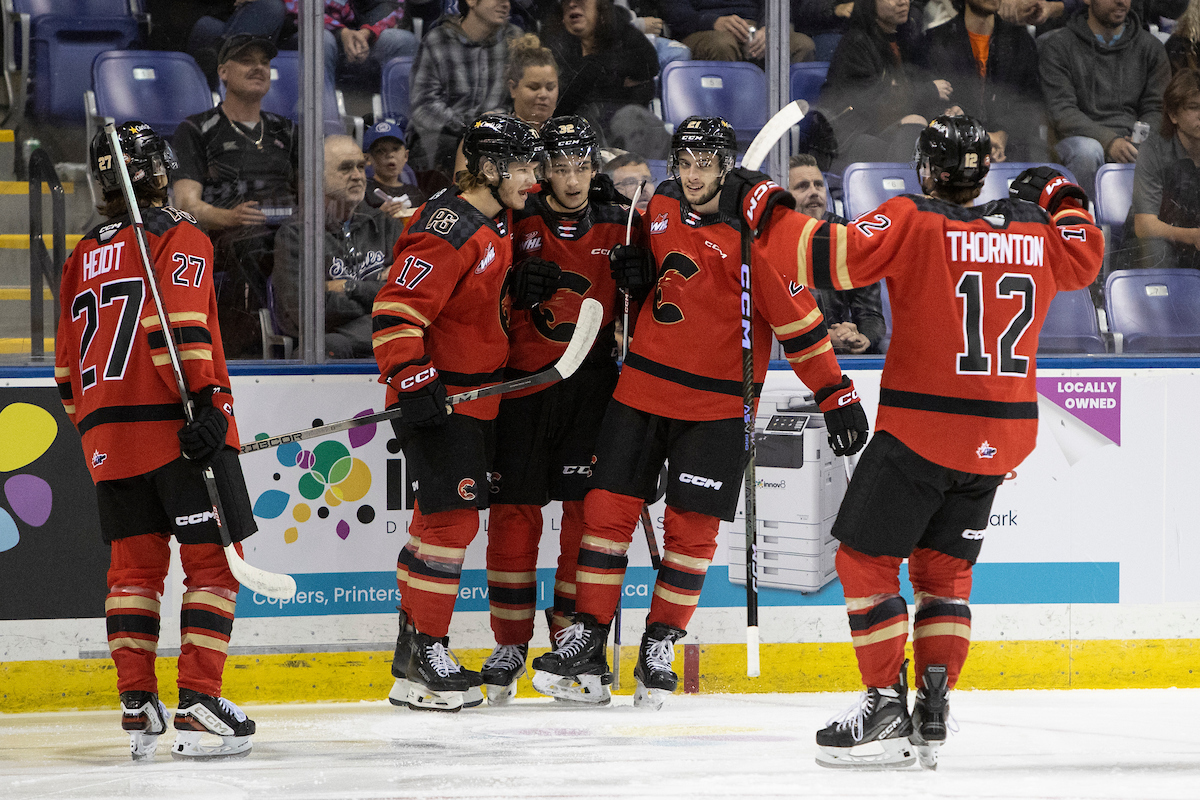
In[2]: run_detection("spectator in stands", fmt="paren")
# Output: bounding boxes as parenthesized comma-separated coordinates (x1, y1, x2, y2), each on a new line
(506, 33, 560, 129)
(603, 151, 656, 211)
(407, 0, 522, 179)
(1127, 68, 1200, 269)
(1039, 0, 1170, 197)
(794, 0, 855, 61)
(321, 1, 419, 88)
(819, 0, 956, 168)
(1167, 0, 1200, 72)
(147, 1, 286, 89)
(660, 0, 816, 62)
(924, 0, 1045, 162)
(788, 154, 886, 354)
(173, 34, 298, 360)
(614, 0, 692, 67)
(363, 120, 427, 218)
(542, 0, 660, 135)
(274, 135, 402, 358)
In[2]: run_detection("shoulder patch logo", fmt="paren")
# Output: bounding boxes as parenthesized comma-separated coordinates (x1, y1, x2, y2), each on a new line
(521, 232, 542, 252)
(476, 243, 496, 274)
(428, 208, 459, 236)
(651, 213, 668, 234)
(976, 440, 997, 459)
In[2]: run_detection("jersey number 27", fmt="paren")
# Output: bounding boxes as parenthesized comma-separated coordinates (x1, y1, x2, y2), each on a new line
(71, 277, 145, 391)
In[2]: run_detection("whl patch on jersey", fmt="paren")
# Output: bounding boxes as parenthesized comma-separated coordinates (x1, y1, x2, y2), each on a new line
(1036, 377, 1121, 466)
(651, 213, 668, 234)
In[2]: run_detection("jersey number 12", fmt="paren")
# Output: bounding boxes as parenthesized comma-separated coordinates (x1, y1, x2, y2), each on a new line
(956, 272, 1035, 377)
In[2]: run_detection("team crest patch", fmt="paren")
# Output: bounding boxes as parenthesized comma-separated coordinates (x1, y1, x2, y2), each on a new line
(651, 213, 668, 234)
(458, 478, 476, 500)
(521, 232, 542, 252)
(476, 243, 496, 274)
(91, 449, 107, 468)
(976, 440, 997, 459)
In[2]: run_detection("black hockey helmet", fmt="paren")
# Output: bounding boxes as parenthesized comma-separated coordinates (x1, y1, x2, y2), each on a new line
(541, 115, 599, 167)
(462, 113, 546, 178)
(90, 120, 178, 196)
(915, 114, 991, 189)
(669, 116, 738, 177)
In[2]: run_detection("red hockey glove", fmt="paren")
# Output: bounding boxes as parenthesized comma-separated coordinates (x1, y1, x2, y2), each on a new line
(609, 244, 657, 298)
(1009, 166, 1088, 215)
(386, 356, 449, 430)
(718, 167, 796, 238)
(178, 386, 229, 465)
(511, 257, 562, 309)
(814, 375, 869, 457)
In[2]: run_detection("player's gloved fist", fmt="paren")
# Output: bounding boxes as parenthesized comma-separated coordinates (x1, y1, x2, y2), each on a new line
(387, 356, 449, 429)
(814, 375, 869, 457)
(511, 257, 562, 309)
(1009, 165, 1088, 215)
(718, 167, 796, 238)
(178, 386, 229, 465)
(609, 244, 657, 296)
(590, 172, 623, 204)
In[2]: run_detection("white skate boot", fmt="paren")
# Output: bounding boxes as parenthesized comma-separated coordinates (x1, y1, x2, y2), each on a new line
(481, 643, 528, 706)
(172, 689, 255, 759)
(120, 690, 169, 761)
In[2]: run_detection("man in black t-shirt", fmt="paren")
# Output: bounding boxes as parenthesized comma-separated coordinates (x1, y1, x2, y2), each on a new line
(172, 33, 299, 359)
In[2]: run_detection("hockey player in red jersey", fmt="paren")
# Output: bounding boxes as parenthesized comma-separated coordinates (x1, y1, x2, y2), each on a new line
(724, 115, 1104, 768)
(479, 116, 655, 704)
(55, 122, 258, 760)
(531, 116, 870, 708)
(372, 114, 556, 712)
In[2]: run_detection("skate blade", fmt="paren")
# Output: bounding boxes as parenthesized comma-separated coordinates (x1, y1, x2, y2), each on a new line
(531, 671, 612, 705)
(815, 737, 916, 770)
(129, 731, 162, 761)
(915, 742, 941, 770)
(485, 680, 519, 706)
(632, 681, 668, 711)
(406, 685, 465, 713)
(388, 678, 412, 707)
(464, 685, 484, 709)
(171, 730, 252, 760)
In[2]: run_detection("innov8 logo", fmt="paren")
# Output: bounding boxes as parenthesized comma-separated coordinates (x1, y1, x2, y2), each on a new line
(755, 478, 786, 489)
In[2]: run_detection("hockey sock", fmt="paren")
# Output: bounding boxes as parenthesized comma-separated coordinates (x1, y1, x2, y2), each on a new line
(551, 500, 587, 636)
(836, 543, 909, 688)
(178, 542, 240, 697)
(574, 489, 642, 626)
(909, 547, 974, 689)
(107, 534, 170, 694)
(486, 504, 543, 645)
(647, 507, 719, 631)
(403, 506, 479, 638)
(395, 532, 420, 608)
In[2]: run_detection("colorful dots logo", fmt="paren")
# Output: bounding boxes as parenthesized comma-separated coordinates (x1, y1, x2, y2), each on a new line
(251, 409, 379, 544)
(0, 403, 58, 553)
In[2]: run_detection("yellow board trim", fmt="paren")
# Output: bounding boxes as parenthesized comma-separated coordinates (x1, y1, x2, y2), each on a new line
(0, 234, 83, 249)
(0, 180, 75, 194)
(0, 286, 54, 300)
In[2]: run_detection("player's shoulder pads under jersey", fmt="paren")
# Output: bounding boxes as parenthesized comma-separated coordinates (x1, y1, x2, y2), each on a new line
(409, 190, 500, 248)
(588, 199, 632, 227)
(142, 205, 200, 236)
(656, 178, 685, 204)
(905, 194, 1050, 227)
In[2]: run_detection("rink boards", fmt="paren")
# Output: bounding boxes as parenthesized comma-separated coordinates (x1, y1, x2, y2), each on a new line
(4, 360, 1200, 711)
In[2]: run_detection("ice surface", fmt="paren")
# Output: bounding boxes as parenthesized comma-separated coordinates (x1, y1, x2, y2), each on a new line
(3, 689, 1200, 799)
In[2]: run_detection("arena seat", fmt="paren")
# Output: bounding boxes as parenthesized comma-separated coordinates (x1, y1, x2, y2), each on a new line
(1105, 268, 1200, 353)
(660, 60, 766, 146)
(976, 162, 1080, 205)
(86, 50, 213, 152)
(373, 55, 413, 129)
(1093, 162, 1136, 242)
(841, 162, 921, 220)
(1039, 288, 1106, 354)
(789, 61, 828, 107)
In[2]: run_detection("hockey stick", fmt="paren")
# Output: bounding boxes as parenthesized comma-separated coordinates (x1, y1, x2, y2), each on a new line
(736, 101, 808, 677)
(240, 297, 605, 454)
(105, 124, 297, 601)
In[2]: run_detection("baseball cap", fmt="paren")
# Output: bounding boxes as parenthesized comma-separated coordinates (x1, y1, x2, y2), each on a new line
(218, 33, 278, 64)
(363, 120, 406, 152)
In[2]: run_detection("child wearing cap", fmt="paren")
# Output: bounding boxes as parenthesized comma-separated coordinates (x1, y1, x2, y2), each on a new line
(364, 120, 426, 219)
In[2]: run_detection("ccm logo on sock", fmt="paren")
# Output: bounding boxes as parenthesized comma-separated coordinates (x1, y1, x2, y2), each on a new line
(399, 366, 437, 390)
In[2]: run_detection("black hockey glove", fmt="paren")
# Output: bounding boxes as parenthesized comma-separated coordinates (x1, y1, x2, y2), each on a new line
(609, 244, 657, 298)
(178, 387, 229, 465)
(590, 172, 623, 204)
(511, 257, 562, 309)
(718, 167, 796, 238)
(387, 356, 449, 430)
(814, 375, 869, 457)
(1009, 166, 1088, 216)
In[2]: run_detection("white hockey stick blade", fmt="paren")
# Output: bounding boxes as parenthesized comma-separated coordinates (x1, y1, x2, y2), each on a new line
(742, 100, 809, 172)
(746, 625, 761, 677)
(225, 543, 297, 599)
(553, 297, 603, 380)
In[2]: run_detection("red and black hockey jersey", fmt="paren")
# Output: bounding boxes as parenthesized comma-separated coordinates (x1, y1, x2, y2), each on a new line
(508, 190, 643, 384)
(760, 194, 1104, 474)
(615, 180, 843, 421)
(372, 189, 514, 420)
(55, 206, 239, 483)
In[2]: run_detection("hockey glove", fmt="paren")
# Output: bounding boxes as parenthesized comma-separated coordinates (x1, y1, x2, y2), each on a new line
(511, 257, 562, 309)
(609, 244, 657, 298)
(718, 167, 796, 238)
(1009, 166, 1088, 215)
(178, 387, 229, 465)
(387, 356, 449, 430)
(814, 375, 869, 457)
(590, 172, 623, 204)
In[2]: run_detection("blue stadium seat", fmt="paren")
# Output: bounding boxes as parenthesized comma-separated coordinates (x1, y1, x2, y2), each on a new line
(86, 50, 213, 147)
(646, 158, 668, 186)
(1105, 268, 1200, 353)
(1039, 289, 1106, 354)
(1093, 162, 1136, 241)
(841, 162, 921, 220)
(660, 60, 766, 145)
(977, 162, 1079, 206)
(789, 61, 828, 107)
(375, 55, 413, 127)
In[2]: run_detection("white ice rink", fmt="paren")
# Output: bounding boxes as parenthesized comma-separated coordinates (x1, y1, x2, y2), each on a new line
(4, 689, 1200, 800)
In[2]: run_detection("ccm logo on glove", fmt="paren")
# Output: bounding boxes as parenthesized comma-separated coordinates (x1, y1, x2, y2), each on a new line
(836, 387, 860, 407)
(747, 180, 779, 219)
(398, 365, 437, 390)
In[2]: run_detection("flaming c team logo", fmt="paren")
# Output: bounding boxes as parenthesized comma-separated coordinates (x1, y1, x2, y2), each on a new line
(457, 478, 476, 500)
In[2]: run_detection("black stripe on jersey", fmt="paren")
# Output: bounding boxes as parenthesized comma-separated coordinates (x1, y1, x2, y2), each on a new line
(657, 564, 706, 592)
(778, 323, 830, 355)
(58, 381, 73, 401)
(914, 601, 972, 625)
(180, 608, 235, 638)
(577, 547, 629, 571)
(78, 403, 187, 435)
(624, 352, 763, 398)
(488, 585, 536, 605)
(107, 613, 160, 636)
(147, 326, 212, 350)
(408, 556, 464, 579)
(847, 595, 908, 632)
(810, 222, 835, 289)
(879, 388, 1038, 419)
(439, 367, 506, 387)
(372, 313, 423, 334)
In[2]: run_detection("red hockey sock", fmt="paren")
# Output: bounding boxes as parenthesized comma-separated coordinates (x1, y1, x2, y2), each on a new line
(836, 543, 909, 688)
(177, 542, 239, 697)
(401, 506, 479, 638)
(107, 534, 170, 694)
(551, 500, 587, 637)
(486, 503, 542, 645)
(647, 507, 718, 631)
(909, 547, 973, 689)
(574, 489, 642, 626)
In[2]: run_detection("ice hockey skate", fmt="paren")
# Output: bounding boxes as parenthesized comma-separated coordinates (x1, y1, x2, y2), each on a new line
(172, 689, 255, 759)
(910, 664, 951, 770)
(632, 622, 686, 710)
(481, 643, 528, 706)
(388, 608, 415, 707)
(120, 690, 169, 761)
(815, 661, 915, 769)
(530, 614, 613, 705)
(405, 630, 484, 712)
